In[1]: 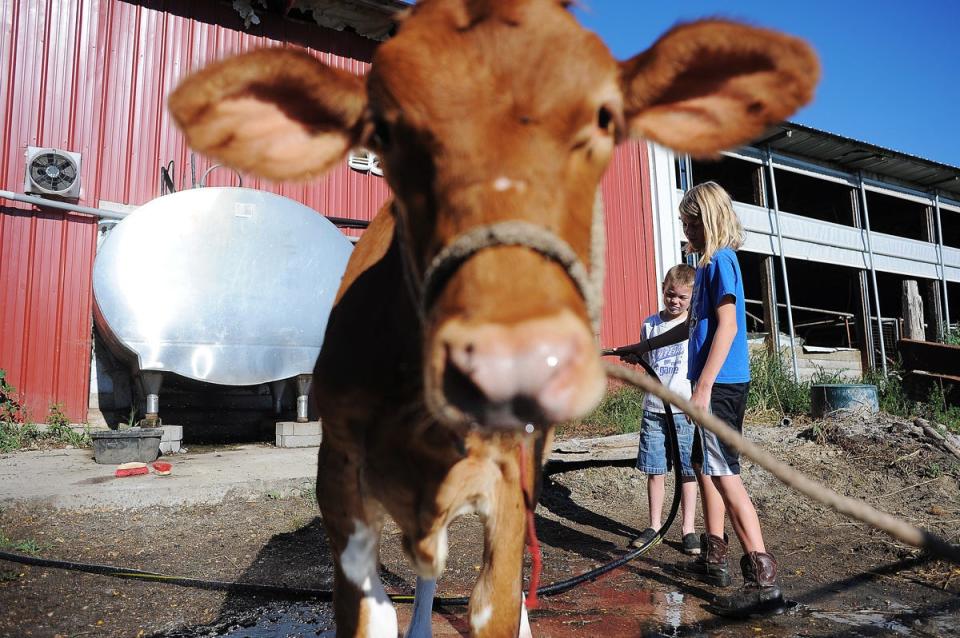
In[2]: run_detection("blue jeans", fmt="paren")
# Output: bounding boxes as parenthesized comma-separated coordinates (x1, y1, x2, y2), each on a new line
(636, 410, 696, 477)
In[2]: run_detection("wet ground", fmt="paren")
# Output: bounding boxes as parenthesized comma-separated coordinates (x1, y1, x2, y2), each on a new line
(2, 415, 959, 637)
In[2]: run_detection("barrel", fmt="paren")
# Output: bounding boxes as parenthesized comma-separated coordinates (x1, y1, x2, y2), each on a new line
(810, 384, 879, 418)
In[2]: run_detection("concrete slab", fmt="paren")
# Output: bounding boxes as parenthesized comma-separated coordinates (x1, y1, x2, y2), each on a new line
(0, 444, 318, 510)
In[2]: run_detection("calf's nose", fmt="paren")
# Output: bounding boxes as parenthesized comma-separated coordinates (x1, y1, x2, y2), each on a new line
(434, 312, 605, 428)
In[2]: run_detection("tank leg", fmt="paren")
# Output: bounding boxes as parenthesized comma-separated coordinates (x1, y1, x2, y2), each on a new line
(295, 374, 312, 423)
(140, 371, 163, 427)
(270, 379, 288, 416)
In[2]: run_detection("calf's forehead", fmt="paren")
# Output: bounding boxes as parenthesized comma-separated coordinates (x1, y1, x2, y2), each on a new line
(368, 0, 619, 128)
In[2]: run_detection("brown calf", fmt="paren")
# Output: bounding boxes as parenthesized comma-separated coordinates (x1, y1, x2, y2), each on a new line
(169, 1, 818, 636)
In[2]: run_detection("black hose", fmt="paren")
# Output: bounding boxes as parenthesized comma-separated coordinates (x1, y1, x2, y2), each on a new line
(325, 216, 370, 229)
(0, 352, 685, 607)
(0, 549, 332, 600)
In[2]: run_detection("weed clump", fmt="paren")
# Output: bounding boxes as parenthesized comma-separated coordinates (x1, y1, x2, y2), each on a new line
(747, 348, 810, 419)
(0, 370, 90, 452)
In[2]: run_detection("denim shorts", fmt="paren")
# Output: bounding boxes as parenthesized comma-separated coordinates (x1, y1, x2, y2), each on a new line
(636, 410, 696, 477)
(692, 382, 750, 476)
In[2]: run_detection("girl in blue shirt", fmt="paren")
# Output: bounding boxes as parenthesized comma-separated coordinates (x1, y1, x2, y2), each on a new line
(676, 181, 782, 617)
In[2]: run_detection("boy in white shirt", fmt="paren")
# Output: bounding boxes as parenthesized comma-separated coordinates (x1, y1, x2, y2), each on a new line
(628, 264, 700, 554)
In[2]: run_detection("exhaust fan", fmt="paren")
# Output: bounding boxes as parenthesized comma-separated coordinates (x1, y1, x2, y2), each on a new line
(24, 147, 82, 199)
(347, 149, 383, 177)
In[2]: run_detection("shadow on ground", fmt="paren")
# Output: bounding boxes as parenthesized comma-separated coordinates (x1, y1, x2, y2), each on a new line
(149, 516, 337, 637)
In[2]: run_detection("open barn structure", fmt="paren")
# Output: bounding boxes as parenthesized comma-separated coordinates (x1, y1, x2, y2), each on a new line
(1, 0, 958, 429)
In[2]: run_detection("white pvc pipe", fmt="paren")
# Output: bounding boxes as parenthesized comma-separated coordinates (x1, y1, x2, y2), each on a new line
(765, 148, 800, 381)
(857, 173, 888, 375)
(0, 189, 128, 220)
(934, 192, 951, 334)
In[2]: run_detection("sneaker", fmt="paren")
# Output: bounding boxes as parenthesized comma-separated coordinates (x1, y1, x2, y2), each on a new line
(629, 527, 658, 549)
(681, 532, 701, 555)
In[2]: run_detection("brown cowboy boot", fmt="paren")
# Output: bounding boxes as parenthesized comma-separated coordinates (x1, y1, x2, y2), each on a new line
(671, 533, 731, 587)
(710, 551, 785, 617)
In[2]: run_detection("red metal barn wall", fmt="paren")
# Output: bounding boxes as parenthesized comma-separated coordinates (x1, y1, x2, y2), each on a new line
(0, 0, 388, 422)
(599, 141, 659, 349)
(0, 0, 657, 422)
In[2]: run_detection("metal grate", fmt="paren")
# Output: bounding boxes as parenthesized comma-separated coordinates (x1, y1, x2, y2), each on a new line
(871, 317, 900, 368)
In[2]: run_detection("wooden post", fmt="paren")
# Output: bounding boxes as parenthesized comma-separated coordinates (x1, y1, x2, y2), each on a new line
(902, 280, 925, 341)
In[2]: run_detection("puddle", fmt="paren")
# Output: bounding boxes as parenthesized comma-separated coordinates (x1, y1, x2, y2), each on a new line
(214, 603, 335, 637)
(156, 588, 954, 638)
(526, 581, 711, 637)
(157, 602, 336, 638)
(807, 607, 921, 636)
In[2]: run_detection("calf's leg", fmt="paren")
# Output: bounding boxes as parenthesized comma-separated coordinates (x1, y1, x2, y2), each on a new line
(469, 475, 527, 637)
(318, 440, 398, 638)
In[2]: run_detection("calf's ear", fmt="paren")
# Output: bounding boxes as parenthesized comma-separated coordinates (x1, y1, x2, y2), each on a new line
(619, 20, 819, 156)
(169, 48, 368, 181)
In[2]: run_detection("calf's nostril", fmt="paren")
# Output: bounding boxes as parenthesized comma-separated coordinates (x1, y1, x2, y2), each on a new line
(442, 354, 487, 417)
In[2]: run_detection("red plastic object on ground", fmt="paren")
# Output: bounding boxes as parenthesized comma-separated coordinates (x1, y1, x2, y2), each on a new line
(114, 462, 149, 478)
(151, 461, 172, 476)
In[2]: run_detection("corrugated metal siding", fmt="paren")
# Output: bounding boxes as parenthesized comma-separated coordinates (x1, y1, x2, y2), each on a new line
(599, 140, 658, 349)
(0, 0, 389, 422)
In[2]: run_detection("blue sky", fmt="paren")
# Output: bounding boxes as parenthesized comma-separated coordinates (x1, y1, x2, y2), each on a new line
(573, 1, 960, 168)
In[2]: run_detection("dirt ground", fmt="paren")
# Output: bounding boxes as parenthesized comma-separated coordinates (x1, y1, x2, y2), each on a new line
(2, 412, 959, 638)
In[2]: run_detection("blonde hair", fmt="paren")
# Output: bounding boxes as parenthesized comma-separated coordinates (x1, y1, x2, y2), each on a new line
(679, 181, 744, 266)
(663, 263, 695, 290)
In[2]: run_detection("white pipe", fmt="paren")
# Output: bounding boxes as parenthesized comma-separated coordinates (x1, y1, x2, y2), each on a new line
(857, 173, 888, 375)
(934, 192, 951, 334)
(765, 148, 800, 382)
(0, 189, 128, 220)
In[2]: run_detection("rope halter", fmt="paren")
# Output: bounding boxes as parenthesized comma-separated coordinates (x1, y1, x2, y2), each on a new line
(398, 193, 606, 333)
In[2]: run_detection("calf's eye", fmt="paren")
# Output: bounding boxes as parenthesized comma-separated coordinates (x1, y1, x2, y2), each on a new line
(597, 106, 613, 132)
(371, 117, 391, 150)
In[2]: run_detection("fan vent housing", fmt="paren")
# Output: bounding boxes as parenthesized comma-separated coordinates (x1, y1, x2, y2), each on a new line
(24, 147, 82, 199)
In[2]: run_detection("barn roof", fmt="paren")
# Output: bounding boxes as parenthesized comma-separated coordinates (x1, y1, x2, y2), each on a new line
(232, 0, 408, 40)
(755, 121, 960, 201)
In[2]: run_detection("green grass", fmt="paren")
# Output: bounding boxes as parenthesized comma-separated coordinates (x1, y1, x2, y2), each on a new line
(747, 348, 811, 419)
(574, 349, 956, 435)
(577, 386, 646, 434)
(943, 325, 960, 346)
(747, 351, 960, 434)
(0, 421, 40, 453)
(0, 368, 23, 424)
(0, 373, 91, 451)
(43, 403, 91, 448)
(0, 531, 45, 556)
(921, 382, 960, 434)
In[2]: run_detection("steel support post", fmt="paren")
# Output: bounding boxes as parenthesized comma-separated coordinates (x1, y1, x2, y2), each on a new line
(934, 192, 951, 335)
(857, 173, 888, 376)
(764, 148, 800, 381)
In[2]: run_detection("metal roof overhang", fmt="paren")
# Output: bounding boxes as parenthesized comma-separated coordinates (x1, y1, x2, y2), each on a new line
(750, 122, 960, 202)
(229, 0, 408, 40)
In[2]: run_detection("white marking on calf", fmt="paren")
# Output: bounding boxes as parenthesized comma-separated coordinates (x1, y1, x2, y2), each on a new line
(470, 604, 493, 633)
(340, 520, 398, 638)
(492, 176, 527, 192)
(434, 525, 449, 574)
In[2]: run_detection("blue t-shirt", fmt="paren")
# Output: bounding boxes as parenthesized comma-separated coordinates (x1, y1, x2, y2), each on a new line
(687, 247, 751, 384)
